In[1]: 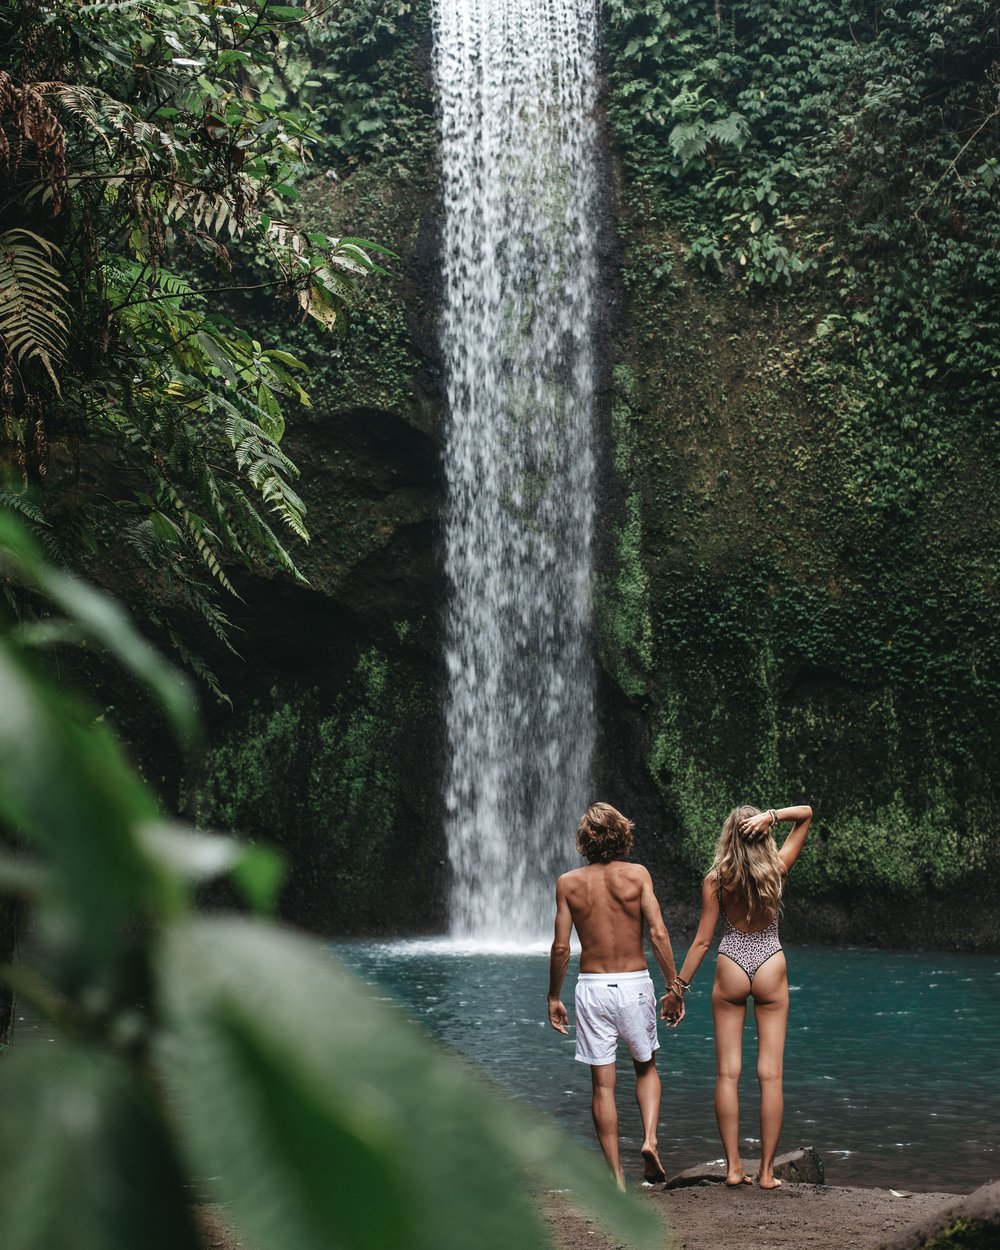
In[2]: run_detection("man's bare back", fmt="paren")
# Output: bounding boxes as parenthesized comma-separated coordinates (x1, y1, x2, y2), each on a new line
(556, 862, 659, 973)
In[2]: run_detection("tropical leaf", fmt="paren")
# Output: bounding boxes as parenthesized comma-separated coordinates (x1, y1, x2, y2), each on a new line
(0, 230, 70, 391)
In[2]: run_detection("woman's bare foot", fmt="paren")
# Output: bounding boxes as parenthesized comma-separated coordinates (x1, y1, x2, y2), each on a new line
(614, 1168, 626, 1192)
(725, 1171, 753, 1187)
(758, 1175, 783, 1190)
(641, 1145, 666, 1184)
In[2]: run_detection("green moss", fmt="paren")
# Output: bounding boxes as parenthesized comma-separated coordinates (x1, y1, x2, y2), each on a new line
(193, 642, 439, 930)
(595, 366, 654, 698)
(308, 648, 401, 871)
(194, 696, 304, 834)
(921, 1218, 1000, 1250)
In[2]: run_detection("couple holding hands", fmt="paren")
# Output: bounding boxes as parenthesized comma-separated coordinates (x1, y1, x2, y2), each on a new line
(547, 800, 813, 1190)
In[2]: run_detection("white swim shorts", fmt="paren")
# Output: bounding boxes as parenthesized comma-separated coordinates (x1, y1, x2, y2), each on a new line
(574, 970, 659, 1066)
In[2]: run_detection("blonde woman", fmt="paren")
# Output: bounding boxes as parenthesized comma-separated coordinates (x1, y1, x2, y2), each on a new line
(660, 804, 812, 1189)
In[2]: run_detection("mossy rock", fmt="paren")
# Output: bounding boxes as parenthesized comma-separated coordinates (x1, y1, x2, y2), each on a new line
(876, 1180, 1000, 1250)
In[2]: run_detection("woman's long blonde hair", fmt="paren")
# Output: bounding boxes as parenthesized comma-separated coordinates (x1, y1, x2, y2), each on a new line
(710, 805, 785, 926)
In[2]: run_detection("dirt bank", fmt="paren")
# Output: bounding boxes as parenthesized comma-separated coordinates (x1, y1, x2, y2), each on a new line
(540, 1183, 962, 1250)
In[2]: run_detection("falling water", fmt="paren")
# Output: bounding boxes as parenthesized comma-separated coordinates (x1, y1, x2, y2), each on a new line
(434, 0, 599, 940)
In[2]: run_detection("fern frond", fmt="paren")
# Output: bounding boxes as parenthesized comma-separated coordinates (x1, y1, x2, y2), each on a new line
(165, 624, 232, 707)
(220, 482, 305, 582)
(0, 229, 70, 390)
(0, 489, 63, 561)
(0, 489, 48, 527)
(668, 121, 710, 164)
(709, 111, 750, 150)
(123, 517, 165, 569)
(182, 579, 240, 655)
(164, 489, 240, 599)
(45, 83, 175, 170)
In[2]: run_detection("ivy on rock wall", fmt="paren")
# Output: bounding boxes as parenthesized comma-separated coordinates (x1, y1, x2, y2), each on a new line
(600, 0, 1000, 937)
(193, 639, 444, 932)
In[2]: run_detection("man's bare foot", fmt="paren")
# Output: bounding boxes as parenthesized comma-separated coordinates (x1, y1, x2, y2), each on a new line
(641, 1146, 666, 1184)
(725, 1171, 753, 1187)
(758, 1176, 783, 1190)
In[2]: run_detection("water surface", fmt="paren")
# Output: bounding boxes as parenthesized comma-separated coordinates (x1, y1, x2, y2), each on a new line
(335, 940, 999, 1192)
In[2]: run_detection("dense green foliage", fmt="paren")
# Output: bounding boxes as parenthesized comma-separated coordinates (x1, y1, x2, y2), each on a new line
(293, 0, 434, 170)
(600, 0, 1000, 910)
(0, 0, 387, 694)
(605, 0, 1000, 492)
(0, 517, 658, 1250)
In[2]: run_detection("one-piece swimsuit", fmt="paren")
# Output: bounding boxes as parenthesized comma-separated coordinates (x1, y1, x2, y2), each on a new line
(715, 873, 782, 981)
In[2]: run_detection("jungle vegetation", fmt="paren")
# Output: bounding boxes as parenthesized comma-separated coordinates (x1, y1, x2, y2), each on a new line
(0, 0, 390, 697)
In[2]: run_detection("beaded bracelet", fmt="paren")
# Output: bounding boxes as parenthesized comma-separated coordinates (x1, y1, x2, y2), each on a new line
(768, 808, 779, 827)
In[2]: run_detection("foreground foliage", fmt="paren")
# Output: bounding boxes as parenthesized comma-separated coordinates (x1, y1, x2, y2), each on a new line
(0, 516, 659, 1250)
(0, 0, 387, 694)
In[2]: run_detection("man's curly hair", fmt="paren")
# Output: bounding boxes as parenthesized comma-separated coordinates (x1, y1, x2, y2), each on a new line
(576, 802, 634, 863)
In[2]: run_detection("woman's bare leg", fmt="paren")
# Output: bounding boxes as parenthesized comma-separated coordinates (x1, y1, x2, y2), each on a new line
(712, 957, 751, 1185)
(590, 1062, 625, 1189)
(750, 954, 789, 1188)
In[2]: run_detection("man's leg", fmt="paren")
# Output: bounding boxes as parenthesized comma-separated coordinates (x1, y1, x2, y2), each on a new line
(589, 1062, 624, 1189)
(633, 1056, 666, 1183)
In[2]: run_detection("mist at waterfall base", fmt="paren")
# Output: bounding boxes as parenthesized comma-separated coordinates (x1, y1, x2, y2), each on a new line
(434, 0, 600, 942)
(335, 940, 999, 1193)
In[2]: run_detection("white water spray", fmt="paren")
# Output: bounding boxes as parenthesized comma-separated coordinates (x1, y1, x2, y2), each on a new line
(434, 0, 600, 940)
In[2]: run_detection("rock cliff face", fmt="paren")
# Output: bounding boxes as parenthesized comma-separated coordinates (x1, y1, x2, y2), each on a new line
(186, 3, 998, 946)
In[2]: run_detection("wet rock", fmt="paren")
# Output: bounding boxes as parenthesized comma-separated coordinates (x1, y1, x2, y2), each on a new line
(665, 1147, 825, 1189)
(874, 1179, 1000, 1249)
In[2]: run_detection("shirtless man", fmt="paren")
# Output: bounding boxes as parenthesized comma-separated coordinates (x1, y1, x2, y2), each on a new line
(547, 802, 682, 1189)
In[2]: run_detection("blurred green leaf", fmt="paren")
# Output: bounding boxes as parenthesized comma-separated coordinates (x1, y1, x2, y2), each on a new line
(138, 822, 285, 914)
(158, 918, 660, 1250)
(138, 821, 245, 882)
(0, 640, 174, 976)
(0, 849, 49, 898)
(0, 1039, 201, 1250)
(230, 844, 285, 913)
(0, 517, 197, 748)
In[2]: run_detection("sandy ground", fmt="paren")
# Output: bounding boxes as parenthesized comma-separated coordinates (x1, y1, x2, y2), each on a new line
(196, 1183, 961, 1250)
(540, 1184, 961, 1250)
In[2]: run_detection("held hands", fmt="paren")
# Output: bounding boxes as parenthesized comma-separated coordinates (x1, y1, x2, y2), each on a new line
(740, 809, 777, 841)
(547, 997, 569, 1035)
(659, 990, 685, 1027)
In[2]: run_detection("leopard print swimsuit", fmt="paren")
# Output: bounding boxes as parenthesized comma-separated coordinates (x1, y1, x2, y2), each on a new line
(716, 873, 783, 981)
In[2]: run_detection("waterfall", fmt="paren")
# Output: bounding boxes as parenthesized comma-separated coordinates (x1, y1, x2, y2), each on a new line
(433, 0, 600, 941)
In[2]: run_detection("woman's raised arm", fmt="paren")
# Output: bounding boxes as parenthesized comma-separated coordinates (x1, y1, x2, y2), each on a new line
(774, 805, 813, 872)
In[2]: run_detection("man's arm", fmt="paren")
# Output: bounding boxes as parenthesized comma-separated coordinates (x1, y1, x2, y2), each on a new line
(639, 869, 677, 998)
(547, 878, 573, 1034)
(661, 872, 721, 1023)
